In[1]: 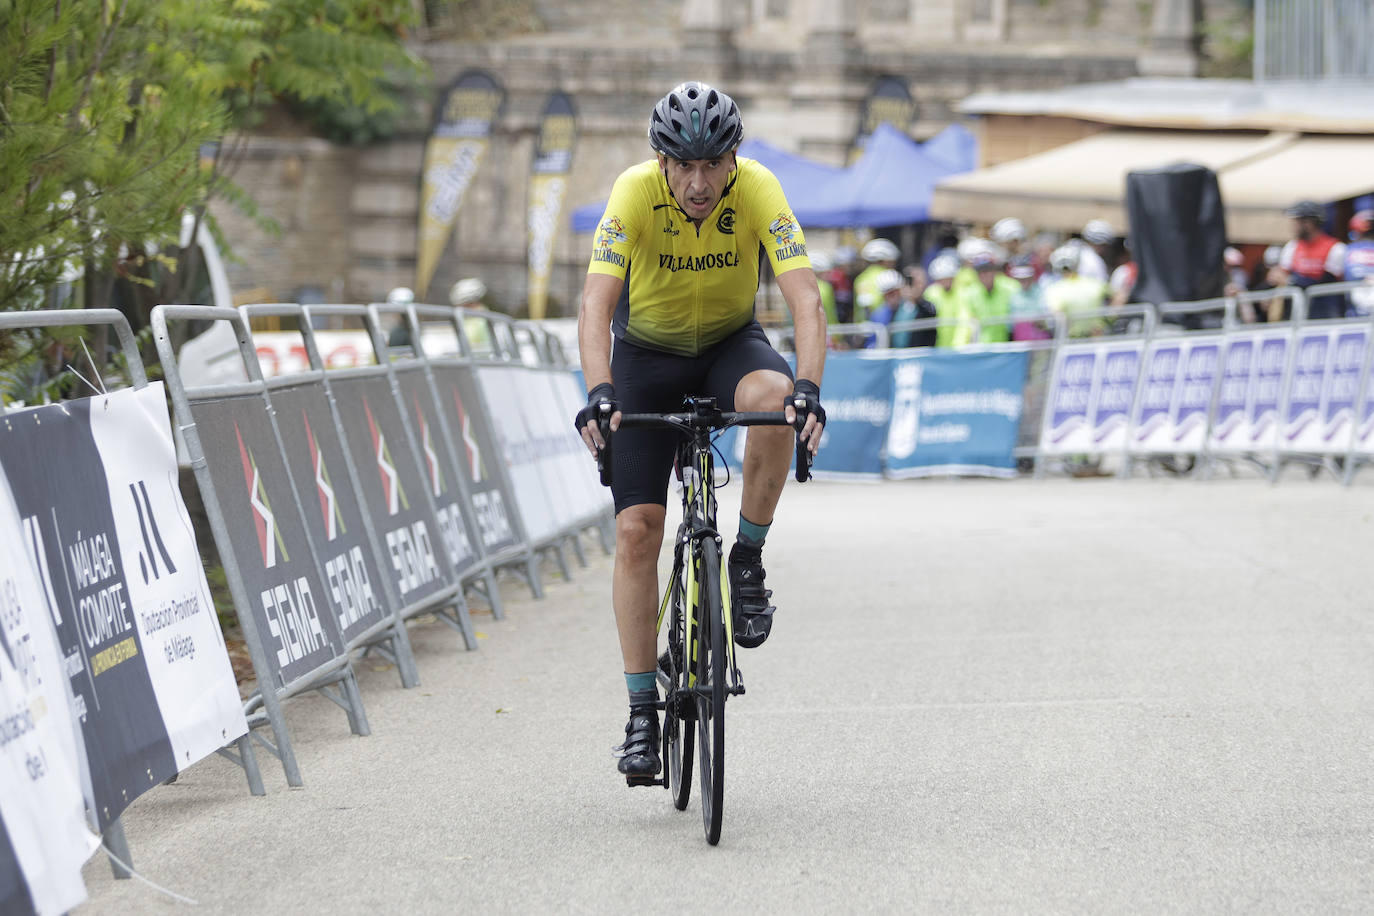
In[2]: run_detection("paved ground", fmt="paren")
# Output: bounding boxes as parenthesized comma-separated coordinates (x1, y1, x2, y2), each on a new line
(80, 474, 1374, 913)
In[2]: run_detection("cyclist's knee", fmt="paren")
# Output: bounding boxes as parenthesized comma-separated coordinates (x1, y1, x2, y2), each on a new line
(616, 505, 666, 565)
(734, 369, 792, 412)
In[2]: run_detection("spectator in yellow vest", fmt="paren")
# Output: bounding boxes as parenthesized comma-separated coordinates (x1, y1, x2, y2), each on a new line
(923, 254, 972, 348)
(958, 251, 1018, 343)
(852, 238, 900, 322)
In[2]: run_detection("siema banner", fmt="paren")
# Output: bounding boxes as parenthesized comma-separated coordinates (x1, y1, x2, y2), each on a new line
(267, 381, 393, 644)
(0, 384, 247, 830)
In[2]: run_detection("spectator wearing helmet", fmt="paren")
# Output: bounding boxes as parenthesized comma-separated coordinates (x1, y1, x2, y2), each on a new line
(853, 238, 901, 322)
(1007, 255, 1050, 341)
(1345, 210, 1374, 316)
(386, 286, 415, 347)
(1271, 200, 1346, 319)
(865, 269, 909, 347)
(1073, 219, 1115, 284)
(450, 277, 494, 355)
(990, 217, 1028, 261)
(956, 250, 1018, 343)
(1045, 245, 1109, 337)
(922, 254, 973, 348)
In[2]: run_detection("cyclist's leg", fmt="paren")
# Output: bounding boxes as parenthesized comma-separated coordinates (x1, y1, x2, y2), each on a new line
(703, 323, 794, 647)
(609, 339, 704, 777)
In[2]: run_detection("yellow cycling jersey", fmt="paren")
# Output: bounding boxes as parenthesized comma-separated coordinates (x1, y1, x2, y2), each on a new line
(587, 156, 811, 357)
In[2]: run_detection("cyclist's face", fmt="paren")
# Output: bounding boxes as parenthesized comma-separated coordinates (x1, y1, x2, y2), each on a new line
(660, 153, 735, 221)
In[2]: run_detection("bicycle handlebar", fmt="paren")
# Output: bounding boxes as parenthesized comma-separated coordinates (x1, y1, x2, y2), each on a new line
(594, 406, 813, 487)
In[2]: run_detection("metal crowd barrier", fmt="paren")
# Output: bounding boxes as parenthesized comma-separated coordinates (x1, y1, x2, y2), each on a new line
(0, 309, 264, 881)
(153, 305, 374, 788)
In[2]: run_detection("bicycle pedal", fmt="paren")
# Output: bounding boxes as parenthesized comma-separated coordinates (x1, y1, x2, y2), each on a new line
(625, 775, 663, 788)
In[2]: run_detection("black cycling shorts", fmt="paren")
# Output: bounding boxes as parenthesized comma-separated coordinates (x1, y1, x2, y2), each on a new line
(610, 321, 792, 513)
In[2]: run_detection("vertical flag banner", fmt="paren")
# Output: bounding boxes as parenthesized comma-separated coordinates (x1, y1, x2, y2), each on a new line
(527, 92, 577, 320)
(849, 76, 915, 164)
(416, 71, 505, 301)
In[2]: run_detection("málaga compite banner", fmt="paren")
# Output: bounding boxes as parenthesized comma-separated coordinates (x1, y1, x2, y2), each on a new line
(417, 70, 505, 300)
(0, 384, 247, 832)
(527, 91, 577, 320)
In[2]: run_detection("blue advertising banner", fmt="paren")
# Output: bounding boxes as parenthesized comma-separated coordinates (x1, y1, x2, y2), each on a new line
(1248, 333, 1289, 450)
(885, 349, 1028, 478)
(1173, 340, 1220, 450)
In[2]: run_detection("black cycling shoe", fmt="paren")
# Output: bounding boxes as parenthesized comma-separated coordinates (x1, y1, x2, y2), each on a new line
(729, 541, 775, 648)
(613, 705, 661, 784)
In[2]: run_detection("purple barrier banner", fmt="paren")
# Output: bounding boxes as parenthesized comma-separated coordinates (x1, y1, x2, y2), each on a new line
(1132, 341, 1183, 451)
(1246, 332, 1290, 451)
(1209, 334, 1255, 449)
(1284, 330, 1331, 451)
(1320, 327, 1367, 449)
(1172, 340, 1220, 451)
(1042, 345, 1098, 453)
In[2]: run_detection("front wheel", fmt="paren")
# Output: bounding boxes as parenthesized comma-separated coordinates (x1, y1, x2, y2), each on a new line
(695, 537, 727, 845)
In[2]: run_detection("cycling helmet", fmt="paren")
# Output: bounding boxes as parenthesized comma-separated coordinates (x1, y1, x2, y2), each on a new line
(449, 277, 487, 307)
(861, 238, 900, 263)
(1050, 245, 1081, 273)
(1349, 210, 1374, 236)
(648, 82, 743, 161)
(809, 250, 834, 273)
(386, 286, 415, 306)
(1008, 254, 1036, 280)
(1264, 245, 1282, 267)
(970, 251, 1001, 271)
(1284, 200, 1325, 221)
(1081, 219, 1115, 245)
(928, 254, 960, 281)
(876, 269, 904, 294)
(1223, 246, 1244, 267)
(991, 217, 1027, 244)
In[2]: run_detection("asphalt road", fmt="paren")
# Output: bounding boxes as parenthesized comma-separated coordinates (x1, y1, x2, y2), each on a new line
(80, 474, 1374, 913)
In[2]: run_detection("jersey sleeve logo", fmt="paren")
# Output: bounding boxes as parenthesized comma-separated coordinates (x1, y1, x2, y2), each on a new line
(716, 207, 735, 235)
(768, 211, 807, 262)
(592, 215, 628, 268)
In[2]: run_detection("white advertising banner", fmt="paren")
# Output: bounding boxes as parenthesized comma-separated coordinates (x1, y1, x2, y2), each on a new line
(0, 477, 99, 916)
(1131, 336, 1221, 454)
(477, 366, 559, 543)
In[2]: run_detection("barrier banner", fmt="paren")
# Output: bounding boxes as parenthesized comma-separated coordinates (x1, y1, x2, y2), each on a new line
(1091, 345, 1143, 451)
(548, 370, 613, 518)
(1245, 331, 1290, 451)
(886, 350, 1027, 478)
(805, 351, 891, 479)
(429, 365, 521, 554)
(392, 368, 483, 579)
(476, 366, 559, 543)
(416, 70, 504, 300)
(527, 92, 576, 320)
(1320, 326, 1368, 449)
(510, 369, 579, 529)
(268, 382, 392, 643)
(1041, 344, 1098, 453)
(1209, 333, 1258, 450)
(1172, 338, 1221, 452)
(0, 477, 97, 916)
(191, 394, 348, 688)
(1284, 329, 1331, 452)
(1357, 347, 1374, 454)
(0, 384, 247, 828)
(328, 376, 456, 607)
(1132, 341, 1184, 451)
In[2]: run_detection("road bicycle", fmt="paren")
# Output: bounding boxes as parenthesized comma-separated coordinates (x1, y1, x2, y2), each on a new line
(599, 396, 811, 845)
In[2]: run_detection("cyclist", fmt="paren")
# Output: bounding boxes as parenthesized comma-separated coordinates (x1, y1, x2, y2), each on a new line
(574, 82, 827, 783)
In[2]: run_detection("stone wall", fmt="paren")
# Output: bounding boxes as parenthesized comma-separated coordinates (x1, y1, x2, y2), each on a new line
(216, 0, 1251, 316)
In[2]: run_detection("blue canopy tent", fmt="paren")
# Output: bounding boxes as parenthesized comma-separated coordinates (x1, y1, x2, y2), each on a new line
(568, 123, 977, 232)
(800, 123, 973, 228)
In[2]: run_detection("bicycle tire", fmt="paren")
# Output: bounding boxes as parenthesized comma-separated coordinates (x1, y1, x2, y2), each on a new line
(695, 537, 726, 845)
(666, 575, 693, 811)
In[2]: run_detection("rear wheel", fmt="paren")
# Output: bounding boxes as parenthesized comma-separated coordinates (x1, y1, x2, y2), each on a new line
(695, 538, 726, 845)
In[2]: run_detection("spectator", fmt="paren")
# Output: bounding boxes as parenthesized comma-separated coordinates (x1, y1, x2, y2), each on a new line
(386, 286, 415, 348)
(922, 230, 960, 271)
(1007, 255, 1050, 340)
(1270, 200, 1346, 319)
(866, 269, 907, 348)
(957, 250, 1018, 343)
(1109, 240, 1138, 308)
(853, 238, 900, 323)
(1259, 245, 1287, 323)
(450, 277, 494, 356)
(1045, 245, 1109, 337)
(831, 245, 858, 323)
(897, 265, 936, 348)
(1073, 219, 1115, 283)
(1344, 210, 1374, 316)
(990, 217, 1029, 262)
(923, 254, 972, 348)
(1222, 246, 1259, 323)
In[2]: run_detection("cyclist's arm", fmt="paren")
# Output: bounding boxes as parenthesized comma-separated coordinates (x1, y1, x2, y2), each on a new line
(577, 272, 625, 449)
(777, 267, 825, 388)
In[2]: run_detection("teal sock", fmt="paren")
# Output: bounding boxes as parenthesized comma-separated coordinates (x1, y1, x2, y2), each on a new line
(737, 514, 771, 547)
(625, 671, 657, 708)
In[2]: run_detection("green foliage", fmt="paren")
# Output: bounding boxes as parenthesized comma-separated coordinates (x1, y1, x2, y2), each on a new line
(0, 0, 427, 401)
